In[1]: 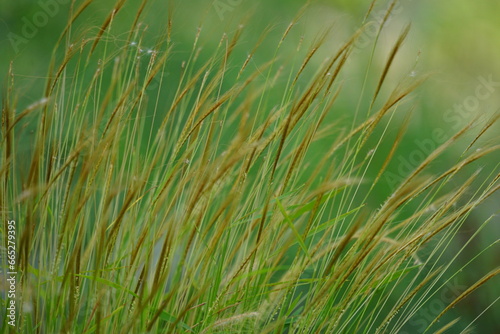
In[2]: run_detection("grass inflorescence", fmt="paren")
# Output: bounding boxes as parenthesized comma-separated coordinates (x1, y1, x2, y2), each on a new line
(1, 0, 499, 333)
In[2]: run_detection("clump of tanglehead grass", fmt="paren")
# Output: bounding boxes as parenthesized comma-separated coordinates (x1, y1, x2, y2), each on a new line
(1, 0, 499, 333)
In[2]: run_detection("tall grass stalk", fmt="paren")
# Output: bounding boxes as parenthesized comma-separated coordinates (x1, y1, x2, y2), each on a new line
(1, 0, 499, 333)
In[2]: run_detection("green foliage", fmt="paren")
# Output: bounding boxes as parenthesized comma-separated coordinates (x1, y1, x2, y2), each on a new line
(1, 0, 499, 333)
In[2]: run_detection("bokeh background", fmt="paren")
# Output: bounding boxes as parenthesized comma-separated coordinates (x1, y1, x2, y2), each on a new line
(1, 0, 499, 332)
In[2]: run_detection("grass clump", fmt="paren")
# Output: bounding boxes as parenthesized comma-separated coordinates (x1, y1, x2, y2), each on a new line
(1, 0, 499, 333)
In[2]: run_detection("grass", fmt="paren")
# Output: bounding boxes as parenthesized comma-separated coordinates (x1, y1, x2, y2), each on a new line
(1, 0, 499, 333)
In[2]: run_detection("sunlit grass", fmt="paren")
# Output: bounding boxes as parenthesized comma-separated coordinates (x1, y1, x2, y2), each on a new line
(1, 1, 499, 333)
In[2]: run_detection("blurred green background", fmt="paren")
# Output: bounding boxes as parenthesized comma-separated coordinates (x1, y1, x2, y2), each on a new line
(1, 0, 498, 332)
